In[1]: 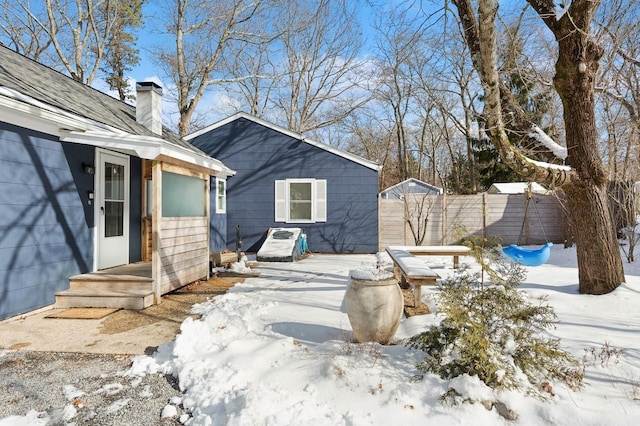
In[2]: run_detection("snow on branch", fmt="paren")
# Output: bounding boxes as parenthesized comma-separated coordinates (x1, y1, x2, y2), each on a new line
(530, 158, 572, 171)
(527, 125, 568, 160)
(555, 1, 570, 20)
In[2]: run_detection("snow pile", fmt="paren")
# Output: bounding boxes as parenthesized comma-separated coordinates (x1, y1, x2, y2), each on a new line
(5, 248, 640, 425)
(125, 248, 640, 425)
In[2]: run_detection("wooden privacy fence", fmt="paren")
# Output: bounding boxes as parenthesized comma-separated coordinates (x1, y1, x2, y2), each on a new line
(378, 193, 567, 249)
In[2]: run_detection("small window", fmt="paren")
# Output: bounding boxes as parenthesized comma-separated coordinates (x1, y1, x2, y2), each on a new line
(162, 171, 206, 217)
(216, 178, 226, 214)
(275, 179, 327, 223)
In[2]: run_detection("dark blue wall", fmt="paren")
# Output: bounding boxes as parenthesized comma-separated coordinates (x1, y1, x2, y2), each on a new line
(210, 176, 228, 251)
(190, 118, 379, 253)
(0, 122, 94, 319)
(0, 122, 143, 319)
(129, 156, 142, 263)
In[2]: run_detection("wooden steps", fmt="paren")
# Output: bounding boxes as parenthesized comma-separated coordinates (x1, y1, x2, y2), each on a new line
(55, 264, 154, 310)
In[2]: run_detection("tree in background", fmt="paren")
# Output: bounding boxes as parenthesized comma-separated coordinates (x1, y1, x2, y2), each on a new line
(472, 136, 520, 190)
(153, 0, 270, 136)
(0, 0, 144, 85)
(0, 1, 54, 60)
(272, 0, 368, 135)
(595, 0, 640, 183)
(102, 0, 145, 101)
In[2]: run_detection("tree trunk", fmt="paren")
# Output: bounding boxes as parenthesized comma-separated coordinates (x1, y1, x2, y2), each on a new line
(563, 183, 624, 294)
(553, 16, 625, 294)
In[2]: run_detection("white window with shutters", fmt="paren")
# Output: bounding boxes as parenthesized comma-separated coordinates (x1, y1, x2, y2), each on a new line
(274, 179, 327, 223)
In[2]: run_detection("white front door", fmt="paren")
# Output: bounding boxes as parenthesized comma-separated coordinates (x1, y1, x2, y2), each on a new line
(97, 149, 130, 269)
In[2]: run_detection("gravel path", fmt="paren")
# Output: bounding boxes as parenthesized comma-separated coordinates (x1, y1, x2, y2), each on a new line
(0, 350, 184, 425)
(0, 276, 243, 425)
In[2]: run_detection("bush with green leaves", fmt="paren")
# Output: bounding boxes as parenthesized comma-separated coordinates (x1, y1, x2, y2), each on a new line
(406, 241, 583, 397)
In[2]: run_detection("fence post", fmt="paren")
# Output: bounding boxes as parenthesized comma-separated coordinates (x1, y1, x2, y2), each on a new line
(524, 193, 530, 245)
(482, 192, 487, 239)
(441, 192, 447, 245)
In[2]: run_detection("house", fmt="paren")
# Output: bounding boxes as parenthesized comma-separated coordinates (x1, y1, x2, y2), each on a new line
(379, 178, 443, 199)
(487, 182, 548, 194)
(185, 112, 381, 254)
(0, 46, 234, 320)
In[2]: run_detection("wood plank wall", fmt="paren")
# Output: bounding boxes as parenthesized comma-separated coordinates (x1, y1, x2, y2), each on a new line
(151, 160, 211, 301)
(158, 216, 209, 294)
(379, 193, 567, 249)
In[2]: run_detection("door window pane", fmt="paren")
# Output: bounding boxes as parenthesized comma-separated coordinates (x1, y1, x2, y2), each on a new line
(105, 201, 124, 237)
(104, 162, 125, 237)
(105, 162, 124, 200)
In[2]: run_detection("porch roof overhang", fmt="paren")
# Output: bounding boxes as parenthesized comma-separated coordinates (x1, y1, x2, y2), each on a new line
(0, 86, 235, 178)
(59, 129, 234, 177)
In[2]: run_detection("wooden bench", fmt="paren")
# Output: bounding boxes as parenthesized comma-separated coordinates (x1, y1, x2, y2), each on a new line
(386, 245, 471, 269)
(385, 247, 440, 308)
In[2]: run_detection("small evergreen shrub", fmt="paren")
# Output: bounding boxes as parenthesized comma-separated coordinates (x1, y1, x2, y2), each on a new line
(406, 239, 583, 397)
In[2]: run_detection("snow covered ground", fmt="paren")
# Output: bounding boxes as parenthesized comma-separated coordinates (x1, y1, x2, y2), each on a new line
(4, 245, 640, 425)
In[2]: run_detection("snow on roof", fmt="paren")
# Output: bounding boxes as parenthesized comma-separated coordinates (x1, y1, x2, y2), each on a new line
(487, 182, 548, 194)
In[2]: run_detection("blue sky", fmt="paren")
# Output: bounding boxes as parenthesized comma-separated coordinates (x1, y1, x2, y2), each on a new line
(123, 0, 384, 128)
(127, 0, 390, 81)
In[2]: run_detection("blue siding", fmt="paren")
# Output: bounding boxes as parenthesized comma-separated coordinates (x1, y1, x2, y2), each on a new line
(210, 176, 228, 251)
(191, 118, 379, 253)
(129, 156, 142, 263)
(0, 122, 94, 319)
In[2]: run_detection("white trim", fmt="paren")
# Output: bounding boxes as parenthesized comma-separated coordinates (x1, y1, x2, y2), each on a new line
(286, 178, 315, 224)
(95, 148, 130, 269)
(185, 112, 382, 172)
(215, 177, 227, 214)
(59, 129, 234, 176)
(275, 180, 287, 221)
(0, 86, 236, 177)
(275, 178, 327, 224)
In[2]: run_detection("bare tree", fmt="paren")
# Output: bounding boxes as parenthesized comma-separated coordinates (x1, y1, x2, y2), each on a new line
(0, 0, 143, 85)
(594, 0, 640, 183)
(154, 0, 269, 136)
(224, 37, 278, 118)
(429, 19, 483, 193)
(341, 107, 400, 190)
(371, 6, 427, 182)
(405, 193, 438, 246)
(451, 0, 625, 294)
(272, 0, 369, 135)
(0, 1, 55, 60)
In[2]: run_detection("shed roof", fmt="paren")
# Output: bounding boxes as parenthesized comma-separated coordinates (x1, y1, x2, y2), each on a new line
(380, 178, 444, 196)
(487, 182, 548, 194)
(186, 112, 382, 172)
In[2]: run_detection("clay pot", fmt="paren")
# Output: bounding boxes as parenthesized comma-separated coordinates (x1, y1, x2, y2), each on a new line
(345, 272, 403, 345)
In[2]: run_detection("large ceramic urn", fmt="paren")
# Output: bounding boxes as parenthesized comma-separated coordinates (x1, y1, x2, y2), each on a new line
(345, 269, 403, 345)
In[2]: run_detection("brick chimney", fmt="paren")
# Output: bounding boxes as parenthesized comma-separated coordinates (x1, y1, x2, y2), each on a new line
(136, 81, 163, 135)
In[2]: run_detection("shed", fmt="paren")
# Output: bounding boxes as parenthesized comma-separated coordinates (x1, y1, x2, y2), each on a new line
(380, 178, 443, 199)
(0, 46, 233, 320)
(186, 112, 381, 253)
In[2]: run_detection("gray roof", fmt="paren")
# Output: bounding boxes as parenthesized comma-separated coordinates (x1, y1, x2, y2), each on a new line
(0, 44, 202, 155)
(380, 178, 443, 197)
